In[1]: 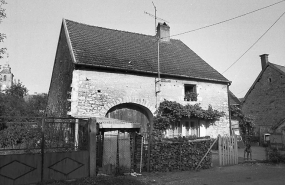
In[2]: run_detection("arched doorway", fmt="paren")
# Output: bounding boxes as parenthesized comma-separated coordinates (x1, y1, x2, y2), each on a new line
(105, 103, 153, 134)
(98, 103, 153, 174)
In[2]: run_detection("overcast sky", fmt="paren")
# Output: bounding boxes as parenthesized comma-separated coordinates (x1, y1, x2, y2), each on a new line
(1, 0, 285, 97)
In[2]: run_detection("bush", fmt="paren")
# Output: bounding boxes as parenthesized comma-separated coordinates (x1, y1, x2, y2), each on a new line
(150, 139, 212, 172)
(268, 148, 285, 163)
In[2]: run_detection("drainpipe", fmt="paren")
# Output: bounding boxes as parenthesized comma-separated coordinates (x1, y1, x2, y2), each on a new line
(227, 83, 232, 135)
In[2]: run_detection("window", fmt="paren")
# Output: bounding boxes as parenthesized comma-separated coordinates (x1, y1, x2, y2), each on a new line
(166, 120, 200, 138)
(3, 75, 6, 81)
(184, 84, 197, 101)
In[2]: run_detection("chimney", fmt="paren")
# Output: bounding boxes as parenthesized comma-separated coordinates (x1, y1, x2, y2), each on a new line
(260, 54, 269, 70)
(156, 22, 170, 42)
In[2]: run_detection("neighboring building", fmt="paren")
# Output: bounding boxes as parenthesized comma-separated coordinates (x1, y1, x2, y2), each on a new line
(228, 90, 241, 135)
(47, 19, 232, 138)
(242, 54, 285, 143)
(229, 91, 241, 107)
(0, 63, 13, 91)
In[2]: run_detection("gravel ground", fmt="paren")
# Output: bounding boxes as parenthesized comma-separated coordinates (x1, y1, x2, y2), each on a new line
(37, 162, 285, 185)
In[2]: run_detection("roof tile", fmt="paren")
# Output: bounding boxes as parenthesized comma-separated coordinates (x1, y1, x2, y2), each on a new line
(65, 19, 229, 83)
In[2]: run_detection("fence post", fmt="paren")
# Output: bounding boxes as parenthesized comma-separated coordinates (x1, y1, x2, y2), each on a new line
(89, 118, 97, 177)
(41, 117, 45, 182)
(218, 135, 222, 166)
(75, 119, 79, 150)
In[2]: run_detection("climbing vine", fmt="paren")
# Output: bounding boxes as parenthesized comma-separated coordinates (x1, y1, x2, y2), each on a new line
(153, 100, 225, 133)
(230, 105, 254, 137)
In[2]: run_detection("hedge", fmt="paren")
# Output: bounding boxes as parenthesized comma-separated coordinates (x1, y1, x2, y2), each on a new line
(149, 139, 212, 172)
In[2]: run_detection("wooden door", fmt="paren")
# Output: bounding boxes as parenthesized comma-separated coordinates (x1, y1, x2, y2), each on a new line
(106, 103, 150, 134)
(102, 131, 118, 175)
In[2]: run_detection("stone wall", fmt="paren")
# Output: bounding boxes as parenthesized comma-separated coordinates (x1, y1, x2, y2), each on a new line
(242, 65, 285, 130)
(46, 26, 74, 117)
(69, 70, 230, 137)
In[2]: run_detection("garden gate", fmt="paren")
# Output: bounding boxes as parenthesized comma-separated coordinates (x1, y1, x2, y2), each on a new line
(218, 134, 238, 166)
(0, 117, 92, 185)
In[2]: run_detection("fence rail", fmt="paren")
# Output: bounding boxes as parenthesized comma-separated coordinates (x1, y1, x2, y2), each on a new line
(218, 135, 238, 166)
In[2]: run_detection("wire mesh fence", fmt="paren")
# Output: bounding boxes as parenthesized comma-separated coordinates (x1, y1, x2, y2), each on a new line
(0, 117, 89, 155)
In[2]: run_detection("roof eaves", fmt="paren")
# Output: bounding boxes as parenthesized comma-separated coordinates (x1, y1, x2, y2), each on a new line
(75, 63, 230, 84)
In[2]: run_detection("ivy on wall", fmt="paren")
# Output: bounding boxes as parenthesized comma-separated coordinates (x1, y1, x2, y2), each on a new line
(152, 100, 225, 140)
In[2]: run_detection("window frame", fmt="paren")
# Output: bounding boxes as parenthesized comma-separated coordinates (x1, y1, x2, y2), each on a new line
(184, 84, 198, 101)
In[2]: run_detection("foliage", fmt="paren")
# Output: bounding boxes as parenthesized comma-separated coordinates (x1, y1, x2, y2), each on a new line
(153, 100, 225, 133)
(0, 82, 47, 118)
(0, 0, 7, 58)
(230, 105, 254, 137)
(0, 121, 41, 149)
(5, 82, 28, 98)
(0, 119, 86, 153)
(26, 93, 48, 117)
(184, 91, 198, 101)
(0, 82, 48, 151)
(268, 148, 285, 163)
(150, 139, 212, 172)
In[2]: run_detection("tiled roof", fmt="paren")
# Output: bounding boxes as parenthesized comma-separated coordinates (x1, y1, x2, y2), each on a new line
(228, 90, 241, 105)
(65, 19, 229, 83)
(271, 63, 285, 74)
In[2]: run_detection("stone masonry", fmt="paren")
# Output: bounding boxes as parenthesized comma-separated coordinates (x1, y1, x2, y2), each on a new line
(69, 69, 230, 138)
(242, 62, 285, 143)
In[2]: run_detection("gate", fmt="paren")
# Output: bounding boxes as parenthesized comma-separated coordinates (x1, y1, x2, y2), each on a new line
(218, 134, 238, 166)
(96, 128, 147, 175)
(0, 117, 90, 185)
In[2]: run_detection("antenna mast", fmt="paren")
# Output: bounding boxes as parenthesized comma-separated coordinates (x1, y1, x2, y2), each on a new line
(152, 2, 157, 35)
(144, 2, 169, 34)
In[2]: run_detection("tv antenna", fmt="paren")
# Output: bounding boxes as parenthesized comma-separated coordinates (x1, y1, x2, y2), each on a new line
(144, 2, 169, 35)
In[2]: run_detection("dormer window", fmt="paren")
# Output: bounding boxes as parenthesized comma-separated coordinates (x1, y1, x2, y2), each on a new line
(184, 84, 197, 101)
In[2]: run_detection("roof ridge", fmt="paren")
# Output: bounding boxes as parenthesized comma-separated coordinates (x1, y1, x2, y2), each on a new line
(64, 18, 181, 42)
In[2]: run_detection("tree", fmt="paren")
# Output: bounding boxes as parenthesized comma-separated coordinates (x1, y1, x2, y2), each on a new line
(5, 81, 28, 98)
(0, 0, 7, 58)
(26, 93, 48, 117)
(0, 82, 48, 117)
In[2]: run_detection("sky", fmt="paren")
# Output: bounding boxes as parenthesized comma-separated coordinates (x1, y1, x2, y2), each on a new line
(1, 0, 285, 98)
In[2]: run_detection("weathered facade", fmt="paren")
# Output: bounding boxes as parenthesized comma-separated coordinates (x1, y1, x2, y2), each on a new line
(47, 19, 231, 138)
(242, 54, 285, 143)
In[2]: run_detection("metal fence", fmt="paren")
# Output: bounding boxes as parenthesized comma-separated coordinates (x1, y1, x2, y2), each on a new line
(0, 117, 89, 155)
(0, 117, 91, 185)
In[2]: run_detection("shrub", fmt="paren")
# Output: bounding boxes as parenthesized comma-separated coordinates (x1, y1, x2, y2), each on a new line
(268, 148, 285, 163)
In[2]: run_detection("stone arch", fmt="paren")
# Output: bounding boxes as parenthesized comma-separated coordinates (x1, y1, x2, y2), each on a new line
(100, 97, 156, 116)
(101, 98, 155, 134)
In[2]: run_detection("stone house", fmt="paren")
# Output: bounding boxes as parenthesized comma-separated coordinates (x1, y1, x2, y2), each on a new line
(242, 54, 285, 143)
(228, 91, 241, 135)
(47, 19, 231, 138)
